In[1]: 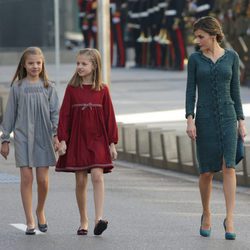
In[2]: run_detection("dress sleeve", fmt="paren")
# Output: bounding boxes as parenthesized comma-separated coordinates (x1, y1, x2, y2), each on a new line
(0, 85, 18, 143)
(48, 84, 59, 136)
(102, 86, 118, 144)
(230, 51, 244, 120)
(185, 54, 197, 119)
(57, 85, 72, 142)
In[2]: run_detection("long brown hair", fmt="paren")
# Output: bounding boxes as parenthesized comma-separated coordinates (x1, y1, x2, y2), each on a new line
(11, 47, 50, 87)
(193, 16, 224, 43)
(69, 48, 103, 91)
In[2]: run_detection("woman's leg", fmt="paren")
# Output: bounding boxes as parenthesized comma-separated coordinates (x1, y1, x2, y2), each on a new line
(75, 171, 88, 229)
(35, 167, 49, 224)
(20, 167, 35, 228)
(91, 168, 104, 224)
(199, 172, 214, 229)
(222, 163, 236, 232)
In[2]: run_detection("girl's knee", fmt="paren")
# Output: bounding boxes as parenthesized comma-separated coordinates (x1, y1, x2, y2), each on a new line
(91, 170, 103, 184)
(75, 172, 88, 188)
(37, 177, 48, 187)
(20, 168, 33, 185)
(76, 180, 87, 190)
(21, 176, 33, 186)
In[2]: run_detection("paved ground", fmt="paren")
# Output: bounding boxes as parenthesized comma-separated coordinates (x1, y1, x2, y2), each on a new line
(0, 65, 250, 250)
(0, 147, 250, 250)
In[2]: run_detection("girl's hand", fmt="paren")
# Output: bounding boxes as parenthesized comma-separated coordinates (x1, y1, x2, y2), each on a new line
(53, 136, 60, 152)
(109, 143, 117, 160)
(0, 142, 10, 160)
(186, 117, 197, 140)
(58, 140, 67, 156)
(238, 120, 247, 141)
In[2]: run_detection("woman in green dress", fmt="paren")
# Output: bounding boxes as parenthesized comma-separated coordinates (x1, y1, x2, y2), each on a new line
(185, 16, 247, 240)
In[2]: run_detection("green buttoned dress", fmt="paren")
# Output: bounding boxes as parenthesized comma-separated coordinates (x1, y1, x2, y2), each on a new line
(185, 49, 244, 173)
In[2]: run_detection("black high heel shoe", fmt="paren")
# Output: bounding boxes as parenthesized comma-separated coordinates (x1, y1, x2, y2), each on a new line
(223, 218, 236, 240)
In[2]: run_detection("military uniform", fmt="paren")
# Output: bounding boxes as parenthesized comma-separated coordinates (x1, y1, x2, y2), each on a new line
(77, 0, 97, 48)
(164, 0, 186, 70)
(110, 0, 126, 67)
(127, 0, 142, 66)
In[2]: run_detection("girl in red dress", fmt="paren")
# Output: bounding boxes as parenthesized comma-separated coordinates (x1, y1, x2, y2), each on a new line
(56, 48, 118, 236)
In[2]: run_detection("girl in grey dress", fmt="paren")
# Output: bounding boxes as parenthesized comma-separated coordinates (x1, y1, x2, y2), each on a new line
(0, 47, 59, 235)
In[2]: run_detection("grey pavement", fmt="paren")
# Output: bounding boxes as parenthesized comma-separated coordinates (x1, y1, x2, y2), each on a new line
(0, 65, 250, 250)
(1, 147, 250, 250)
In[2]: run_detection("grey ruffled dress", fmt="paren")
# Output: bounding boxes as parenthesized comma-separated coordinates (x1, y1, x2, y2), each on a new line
(185, 49, 244, 173)
(0, 79, 59, 167)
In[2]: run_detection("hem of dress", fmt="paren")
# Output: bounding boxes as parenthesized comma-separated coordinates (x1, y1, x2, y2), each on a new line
(17, 165, 56, 168)
(199, 164, 236, 174)
(55, 164, 114, 173)
(225, 164, 236, 169)
(199, 168, 221, 174)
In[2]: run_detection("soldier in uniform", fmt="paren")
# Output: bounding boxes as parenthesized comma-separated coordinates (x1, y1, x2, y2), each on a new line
(164, 0, 187, 70)
(136, 0, 150, 66)
(78, 0, 88, 47)
(148, 0, 168, 67)
(147, 0, 170, 68)
(77, 0, 97, 48)
(110, 0, 126, 67)
(127, 0, 142, 67)
(195, 0, 215, 18)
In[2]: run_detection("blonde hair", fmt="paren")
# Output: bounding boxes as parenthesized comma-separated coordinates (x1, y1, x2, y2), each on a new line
(69, 48, 103, 90)
(193, 16, 224, 43)
(11, 47, 50, 87)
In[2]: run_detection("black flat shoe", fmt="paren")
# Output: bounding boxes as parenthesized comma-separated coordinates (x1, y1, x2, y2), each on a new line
(94, 220, 108, 235)
(25, 227, 36, 235)
(38, 222, 48, 233)
(36, 212, 48, 233)
(77, 227, 88, 235)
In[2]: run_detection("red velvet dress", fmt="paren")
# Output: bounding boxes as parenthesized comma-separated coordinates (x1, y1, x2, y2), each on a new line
(56, 84, 118, 173)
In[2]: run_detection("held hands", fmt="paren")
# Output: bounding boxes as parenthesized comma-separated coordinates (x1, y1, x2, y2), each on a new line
(186, 117, 197, 140)
(238, 120, 247, 141)
(53, 135, 60, 152)
(58, 140, 67, 156)
(0, 142, 10, 160)
(109, 143, 117, 160)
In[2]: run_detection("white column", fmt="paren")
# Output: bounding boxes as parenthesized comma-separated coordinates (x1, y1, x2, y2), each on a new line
(97, 0, 111, 86)
(54, 0, 60, 84)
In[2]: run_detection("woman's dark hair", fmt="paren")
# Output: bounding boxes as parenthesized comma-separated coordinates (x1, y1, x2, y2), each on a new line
(193, 16, 224, 43)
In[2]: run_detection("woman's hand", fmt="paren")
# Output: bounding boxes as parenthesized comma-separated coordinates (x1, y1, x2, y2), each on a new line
(109, 143, 117, 160)
(58, 140, 67, 156)
(186, 116, 197, 140)
(0, 142, 10, 160)
(238, 120, 247, 141)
